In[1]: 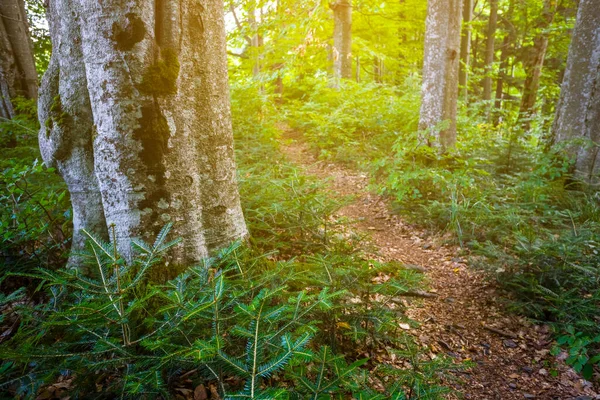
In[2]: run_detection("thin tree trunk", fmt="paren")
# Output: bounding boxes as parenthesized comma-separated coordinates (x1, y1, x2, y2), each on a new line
(419, 0, 464, 150)
(519, 0, 555, 130)
(249, 2, 262, 77)
(374, 56, 382, 83)
(331, 0, 352, 88)
(492, 0, 515, 125)
(552, 0, 600, 186)
(458, 0, 473, 100)
(0, 0, 38, 118)
(482, 0, 498, 103)
(40, 0, 248, 276)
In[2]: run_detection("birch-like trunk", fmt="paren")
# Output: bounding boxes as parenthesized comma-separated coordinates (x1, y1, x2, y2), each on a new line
(458, 0, 473, 100)
(40, 0, 248, 277)
(419, 0, 463, 150)
(482, 0, 498, 103)
(331, 0, 352, 88)
(552, 0, 600, 186)
(0, 0, 38, 119)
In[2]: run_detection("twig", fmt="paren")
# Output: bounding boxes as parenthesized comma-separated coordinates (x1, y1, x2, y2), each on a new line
(403, 264, 428, 273)
(482, 324, 518, 339)
(390, 290, 437, 301)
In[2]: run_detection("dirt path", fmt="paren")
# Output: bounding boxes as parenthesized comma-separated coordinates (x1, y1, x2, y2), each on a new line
(280, 130, 597, 400)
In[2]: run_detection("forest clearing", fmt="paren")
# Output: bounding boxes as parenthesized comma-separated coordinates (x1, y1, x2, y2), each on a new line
(0, 0, 599, 398)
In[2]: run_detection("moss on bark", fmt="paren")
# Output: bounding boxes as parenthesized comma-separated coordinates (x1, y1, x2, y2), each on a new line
(139, 49, 180, 96)
(111, 13, 146, 51)
(133, 104, 170, 213)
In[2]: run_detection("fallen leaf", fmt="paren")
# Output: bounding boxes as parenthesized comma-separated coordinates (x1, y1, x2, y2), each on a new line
(194, 384, 208, 400)
(337, 322, 351, 329)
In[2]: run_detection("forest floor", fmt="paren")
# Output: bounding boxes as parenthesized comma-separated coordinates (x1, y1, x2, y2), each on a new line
(279, 126, 598, 400)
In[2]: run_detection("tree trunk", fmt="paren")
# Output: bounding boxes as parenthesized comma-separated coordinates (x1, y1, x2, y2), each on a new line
(331, 0, 352, 87)
(0, 0, 38, 119)
(39, 0, 248, 276)
(248, 2, 263, 77)
(373, 56, 382, 83)
(482, 0, 498, 103)
(458, 0, 472, 100)
(552, 0, 600, 186)
(519, 0, 555, 130)
(492, 0, 515, 125)
(38, 0, 108, 269)
(419, 0, 464, 150)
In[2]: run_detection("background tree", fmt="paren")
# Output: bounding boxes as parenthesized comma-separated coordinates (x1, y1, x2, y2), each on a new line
(518, 0, 556, 130)
(492, 0, 515, 124)
(552, 0, 600, 185)
(482, 0, 498, 106)
(331, 0, 352, 87)
(39, 0, 247, 274)
(459, 0, 473, 100)
(419, 0, 463, 150)
(0, 0, 38, 120)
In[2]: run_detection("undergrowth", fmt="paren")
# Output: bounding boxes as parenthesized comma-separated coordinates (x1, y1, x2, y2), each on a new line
(0, 98, 70, 285)
(280, 78, 600, 380)
(0, 84, 458, 398)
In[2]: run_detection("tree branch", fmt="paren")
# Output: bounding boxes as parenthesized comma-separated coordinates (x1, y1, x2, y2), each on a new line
(229, 1, 252, 45)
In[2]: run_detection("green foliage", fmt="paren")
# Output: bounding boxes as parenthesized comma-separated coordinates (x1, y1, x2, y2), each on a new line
(276, 61, 599, 379)
(0, 83, 457, 398)
(0, 160, 69, 273)
(24, 0, 51, 76)
(0, 98, 70, 277)
(286, 78, 420, 167)
(553, 327, 600, 381)
(0, 97, 39, 148)
(0, 223, 452, 399)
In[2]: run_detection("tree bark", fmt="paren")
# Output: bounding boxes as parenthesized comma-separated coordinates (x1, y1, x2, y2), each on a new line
(419, 0, 464, 150)
(552, 0, 600, 186)
(39, 0, 248, 276)
(519, 0, 555, 130)
(482, 0, 498, 103)
(38, 0, 108, 268)
(331, 0, 352, 88)
(0, 0, 38, 119)
(458, 0, 472, 100)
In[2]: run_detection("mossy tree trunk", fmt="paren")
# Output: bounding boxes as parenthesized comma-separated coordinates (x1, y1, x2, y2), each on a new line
(552, 0, 600, 186)
(39, 0, 248, 277)
(38, 0, 108, 268)
(331, 0, 352, 88)
(0, 0, 38, 119)
(419, 0, 463, 150)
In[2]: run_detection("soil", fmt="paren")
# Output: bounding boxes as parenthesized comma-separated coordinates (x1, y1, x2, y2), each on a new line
(280, 127, 599, 400)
